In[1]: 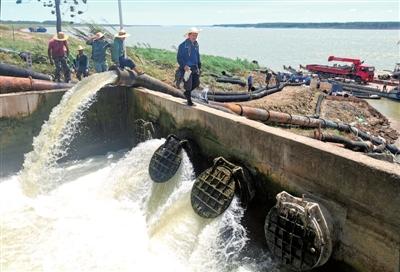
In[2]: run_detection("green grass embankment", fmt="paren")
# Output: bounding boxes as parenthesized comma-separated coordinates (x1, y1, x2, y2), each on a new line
(0, 27, 258, 85)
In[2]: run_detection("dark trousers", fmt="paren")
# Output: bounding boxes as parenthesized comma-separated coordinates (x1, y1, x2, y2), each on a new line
(53, 56, 71, 82)
(76, 69, 89, 80)
(119, 56, 136, 69)
(183, 68, 200, 104)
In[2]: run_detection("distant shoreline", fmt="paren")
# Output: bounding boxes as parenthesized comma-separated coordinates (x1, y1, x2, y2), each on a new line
(213, 22, 400, 30)
(1, 21, 400, 30)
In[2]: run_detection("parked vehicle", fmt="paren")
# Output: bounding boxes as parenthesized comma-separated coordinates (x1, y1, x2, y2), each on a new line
(306, 56, 375, 83)
(28, 26, 47, 33)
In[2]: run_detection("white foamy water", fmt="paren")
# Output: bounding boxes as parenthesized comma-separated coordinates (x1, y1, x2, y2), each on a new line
(18, 72, 118, 197)
(0, 140, 277, 272)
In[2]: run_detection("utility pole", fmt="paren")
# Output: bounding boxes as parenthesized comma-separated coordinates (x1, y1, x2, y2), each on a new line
(55, 0, 62, 32)
(117, 0, 123, 30)
(117, 0, 126, 56)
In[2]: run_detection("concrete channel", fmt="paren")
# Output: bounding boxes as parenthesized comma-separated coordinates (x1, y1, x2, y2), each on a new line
(1, 86, 399, 272)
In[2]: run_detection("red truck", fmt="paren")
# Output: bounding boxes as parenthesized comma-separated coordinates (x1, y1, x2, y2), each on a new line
(306, 56, 375, 83)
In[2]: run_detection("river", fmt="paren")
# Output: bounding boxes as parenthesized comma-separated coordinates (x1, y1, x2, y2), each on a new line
(368, 98, 400, 145)
(49, 26, 400, 71)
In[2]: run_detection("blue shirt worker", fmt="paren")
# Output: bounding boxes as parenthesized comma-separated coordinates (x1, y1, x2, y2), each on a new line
(75, 45, 89, 80)
(177, 27, 202, 106)
(111, 29, 142, 74)
(86, 32, 110, 73)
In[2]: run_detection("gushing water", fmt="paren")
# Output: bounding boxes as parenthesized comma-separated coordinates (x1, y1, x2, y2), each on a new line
(0, 140, 277, 272)
(1, 73, 278, 271)
(18, 72, 118, 197)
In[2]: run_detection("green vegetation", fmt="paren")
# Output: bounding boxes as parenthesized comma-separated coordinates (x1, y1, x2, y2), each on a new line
(0, 25, 11, 31)
(0, 28, 85, 75)
(132, 47, 257, 74)
(0, 26, 258, 83)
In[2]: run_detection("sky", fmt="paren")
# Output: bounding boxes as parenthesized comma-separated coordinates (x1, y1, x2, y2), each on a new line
(1, 0, 399, 25)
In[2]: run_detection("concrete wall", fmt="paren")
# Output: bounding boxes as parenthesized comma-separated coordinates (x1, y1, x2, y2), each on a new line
(128, 87, 400, 272)
(0, 89, 68, 118)
(1, 85, 399, 271)
(0, 87, 130, 176)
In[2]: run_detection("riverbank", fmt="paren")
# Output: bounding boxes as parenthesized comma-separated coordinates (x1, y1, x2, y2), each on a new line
(241, 86, 399, 145)
(0, 26, 398, 155)
(0, 26, 258, 85)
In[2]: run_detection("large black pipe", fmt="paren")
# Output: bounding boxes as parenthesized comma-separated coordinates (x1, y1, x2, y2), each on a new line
(216, 77, 246, 87)
(206, 83, 285, 102)
(314, 131, 373, 152)
(0, 63, 52, 81)
(114, 68, 185, 99)
(205, 81, 301, 97)
(204, 86, 266, 96)
(211, 102, 399, 155)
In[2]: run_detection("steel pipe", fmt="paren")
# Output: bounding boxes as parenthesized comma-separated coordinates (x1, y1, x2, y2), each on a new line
(0, 76, 73, 93)
(209, 101, 399, 155)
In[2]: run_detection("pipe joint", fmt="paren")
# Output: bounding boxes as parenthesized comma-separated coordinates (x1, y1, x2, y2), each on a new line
(110, 66, 138, 87)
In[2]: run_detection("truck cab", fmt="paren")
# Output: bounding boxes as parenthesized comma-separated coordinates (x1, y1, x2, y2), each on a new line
(356, 66, 375, 83)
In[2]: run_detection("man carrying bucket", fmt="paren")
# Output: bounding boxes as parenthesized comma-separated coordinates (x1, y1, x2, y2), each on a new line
(177, 27, 202, 106)
(48, 32, 71, 82)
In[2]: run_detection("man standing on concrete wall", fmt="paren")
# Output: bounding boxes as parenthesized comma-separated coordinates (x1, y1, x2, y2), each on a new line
(86, 32, 110, 73)
(177, 27, 202, 106)
(48, 32, 71, 82)
(111, 29, 142, 75)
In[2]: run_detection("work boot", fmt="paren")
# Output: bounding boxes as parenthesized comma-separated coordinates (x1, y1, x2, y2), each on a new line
(184, 91, 193, 106)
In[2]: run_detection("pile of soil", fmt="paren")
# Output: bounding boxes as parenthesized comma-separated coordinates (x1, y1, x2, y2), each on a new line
(321, 97, 398, 143)
(240, 85, 315, 116)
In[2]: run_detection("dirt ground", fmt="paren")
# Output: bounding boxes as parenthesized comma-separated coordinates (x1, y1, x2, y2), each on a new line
(238, 85, 399, 144)
(170, 69, 399, 145)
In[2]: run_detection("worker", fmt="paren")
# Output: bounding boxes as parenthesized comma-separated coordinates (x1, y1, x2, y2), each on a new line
(74, 45, 89, 80)
(265, 70, 272, 88)
(111, 29, 142, 74)
(247, 73, 254, 92)
(86, 32, 110, 73)
(177, 27, 202, 106)
(48, 32, 71, 82)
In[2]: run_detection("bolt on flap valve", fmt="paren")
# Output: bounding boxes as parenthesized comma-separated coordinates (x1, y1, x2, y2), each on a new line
(149, 134, 188, 183)
(264, 191, 333, 271)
